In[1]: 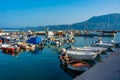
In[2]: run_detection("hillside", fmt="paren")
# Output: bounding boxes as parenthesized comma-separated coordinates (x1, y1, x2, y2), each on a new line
(71, 13, 120, 30)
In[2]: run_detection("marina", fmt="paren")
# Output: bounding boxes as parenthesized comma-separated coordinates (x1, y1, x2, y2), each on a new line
(0, 0, 120, 80)
(0, 30, 120, 80)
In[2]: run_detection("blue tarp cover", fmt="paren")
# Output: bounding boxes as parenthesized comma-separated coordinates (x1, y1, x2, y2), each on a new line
(27, 36, 42, 44)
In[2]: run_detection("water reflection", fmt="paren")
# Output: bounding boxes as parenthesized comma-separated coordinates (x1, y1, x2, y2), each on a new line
(2, 51, 21, 57)
(51, 47, 61, 54)
(59, 63, 83, 78)
(30, 47, 44, 55)
(0, 33, 120, 80)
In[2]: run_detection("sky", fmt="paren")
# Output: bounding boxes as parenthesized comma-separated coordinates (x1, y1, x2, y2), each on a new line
(0, 0, 120, 27)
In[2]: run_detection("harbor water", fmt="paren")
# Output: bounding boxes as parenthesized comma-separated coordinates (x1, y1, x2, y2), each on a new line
(0, 32, 120, 80)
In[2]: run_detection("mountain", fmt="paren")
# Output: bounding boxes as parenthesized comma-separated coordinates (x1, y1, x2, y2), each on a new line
(1, 13, 120, 31)
(45, 13, 120, 30)
(71, 13, 120, 30)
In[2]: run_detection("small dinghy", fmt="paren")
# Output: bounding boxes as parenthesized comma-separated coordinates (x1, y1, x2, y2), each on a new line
(67, 61, 90, 71)
(59, 56, 90, 71)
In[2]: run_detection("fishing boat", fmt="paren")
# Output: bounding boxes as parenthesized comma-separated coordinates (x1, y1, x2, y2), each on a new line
(91, 40, 114, 48)
(17, 42, 35, 51)
(46, 31, 54, 38)
(59, 56, 90, 71)
(45, 37, 64, 46)
(65, 31, 75, 43)
(83, 32, 100, 37)
(104, 40, 120, 47)
(100, 31, 116, 37)
(1, 44, 11, 48)
(2, 44, 21, 55)
(66, 50, 99, 60)
(67, 46, 107, 53)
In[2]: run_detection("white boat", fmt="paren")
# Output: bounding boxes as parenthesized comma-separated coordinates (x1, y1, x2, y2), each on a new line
(66, 50, 99, 60)
(46, 31, 54, 38)
(68, 46, 107, 53)
(1, 44, 11, 48)
(91, 40, 114, 48)
(104, 40, 120, 47)
(65, 31, 75, 43)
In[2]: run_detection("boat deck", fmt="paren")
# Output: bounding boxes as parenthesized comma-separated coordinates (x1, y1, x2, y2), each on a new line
(74, 48, 120, 80)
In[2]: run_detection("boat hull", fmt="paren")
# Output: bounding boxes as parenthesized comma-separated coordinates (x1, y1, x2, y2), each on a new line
(67, 50, 98, 60)
(68, 46, 107, 53)
(67, 64, 89, 71)
(68, 53, 97, 60)
(59, 56, 90, 71)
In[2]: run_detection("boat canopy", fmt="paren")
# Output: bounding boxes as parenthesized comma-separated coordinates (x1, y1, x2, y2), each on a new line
(27, 36, 42, 44)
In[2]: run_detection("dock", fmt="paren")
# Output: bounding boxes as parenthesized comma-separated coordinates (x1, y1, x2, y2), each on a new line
(74, 48, 120, 80)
